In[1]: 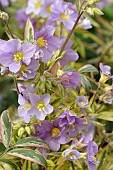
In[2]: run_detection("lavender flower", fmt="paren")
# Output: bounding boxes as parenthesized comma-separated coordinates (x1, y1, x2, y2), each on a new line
(96, 0, 110, 9)
(51, 1, 78, 30)
(28, 93, 53, 120)
(15, 9, 29, 29)
(58, 38, 79, 66)
(99, 92, 113, 104)
(0, 0, 15, 7)
(35, 26, 58, 63)
(63, 149, 82, 161)
(60, 71, 81, 90)
(0, 39, 35, 73)
(26, 0, 43, 15)
(35, 120, 63, 151)
(81, 18, 92, 30)
(40, 0, 53, 18)
(58, 110, 87, 143)
(18, 94, 32, 123)
(99, 63, 111, 83)
(86, 141, 99, 170)
(18, 59, 39, 81)
(76, 96, 88, 109)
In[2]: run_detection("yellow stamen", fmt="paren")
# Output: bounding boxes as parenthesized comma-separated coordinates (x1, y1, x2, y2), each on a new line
(47, 6, 51, 13)
(60, 13, 69, 20)
(51, 128, 60, 138)
(37, 36, 48, 48)
(13, 52, 25, 63)
(35, 1, 41, 9)
(36, 101, 46, 111)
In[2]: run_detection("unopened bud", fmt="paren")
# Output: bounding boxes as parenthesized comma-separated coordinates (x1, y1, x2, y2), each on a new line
(0, 11, 9, 24)
(30, 125, 35, 133)
(25, 126, 31, 135)
(18, 127, 25, 137)
(93, 8, 104, 15)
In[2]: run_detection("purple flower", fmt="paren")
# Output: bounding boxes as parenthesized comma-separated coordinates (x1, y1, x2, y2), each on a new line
(18, 84, 37, 122)
(40, 0, 53, 18)
(28, 93, 53, 120)
(72, 134, 99, 170)
(35, 120, 63, 151)
(72, 134, 93, 147)
(58, 38, 79, 66)
(51, 2, 78, 30)
(96, 0, 110, 9)
(26, 0, 43, 15)
(0, 0, 15, 7)
(81, 18, 92, 30)
(0, 39, 35, 73)
(58, 110, 87, 143)
(63, 149, 82, 161)
(99, 92, 113, 104)
(76, 96, 88, 109)
(35, 26, 58, 63)
(15, 9, 29, 29)
(60, 71, 81, 90)
(99, 63, 112, 83)
(17, 59, 39, 81)
(99, 63, 111, 76)
(86, 141, 99, 170)
(18, 94, 32, 123)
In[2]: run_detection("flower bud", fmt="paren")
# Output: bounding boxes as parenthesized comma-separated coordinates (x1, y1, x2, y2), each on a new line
(30, 125, 35, 133)
(99, 73, 109, 84)
(18, 127, 25, 137)
(0, 11, 9, 24)
(25, 126, 31, 135)
(93, 8, 104, 15)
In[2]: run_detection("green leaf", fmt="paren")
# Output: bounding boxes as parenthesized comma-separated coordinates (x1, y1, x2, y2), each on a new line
(15, 137, 49, 150)
(0, 110, 12, 148)
(0, 159, 20, 170)
(0, 142, 6, 154)
(58, 84, 64, 100)
(81, 75, 91, 95)
(79, 64, 98, 73)
(96, 112, 113, 121)
(7, 149, 47, 168)
(24, 18, 34, 43)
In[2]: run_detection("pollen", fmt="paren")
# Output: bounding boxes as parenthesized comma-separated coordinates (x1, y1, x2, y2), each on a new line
(60, 13, 69, 20)
(25, 102, 31, 110)
(13, 52, 25, 63)
(51, 128, 60, 138)
(47, 6, 51, 13)
(34, 1, 41, 9)
(37, 36, 48, 48)
(36, 101, 46, 111)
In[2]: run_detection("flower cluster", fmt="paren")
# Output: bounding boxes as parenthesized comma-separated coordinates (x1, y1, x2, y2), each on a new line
(0, 0, 113, 170)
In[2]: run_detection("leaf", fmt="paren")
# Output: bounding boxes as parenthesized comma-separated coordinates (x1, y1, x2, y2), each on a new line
(96, 112, 113, 121)
(79, 64, 98, 73)
(0, 159, 20, 170)
(58, 84, 64, 100)
(81, 75, 91, 95)
(0, 110, 12, 148)
(15, 137, 49, 150)
(7, 149, 47, 168)
(24, 18, 34, 43)
(0, 142, 6, 153)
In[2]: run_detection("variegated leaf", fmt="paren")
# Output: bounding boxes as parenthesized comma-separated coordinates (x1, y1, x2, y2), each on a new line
(0, 110, 12, 148)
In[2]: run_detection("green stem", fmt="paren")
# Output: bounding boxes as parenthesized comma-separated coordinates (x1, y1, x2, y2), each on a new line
(58, 11, 84, 59)
(95, 103, 104, 113)
(90, 85, 100, 108)
(13, 75, 19, 94)
(70, 161, 75, 170)
(6, 24, 14, 39)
